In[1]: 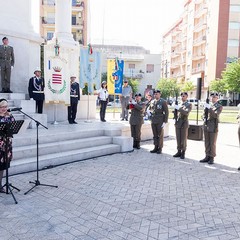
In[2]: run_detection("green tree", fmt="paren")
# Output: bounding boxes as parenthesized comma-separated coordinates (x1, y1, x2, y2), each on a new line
(101, 72, 107, 83)
(128, 78, 139, 95)
(181, 81, 194, 93)
(222, 60, 240, 93)
(156, 78, 181, 99)
(209, 78, 227, 95)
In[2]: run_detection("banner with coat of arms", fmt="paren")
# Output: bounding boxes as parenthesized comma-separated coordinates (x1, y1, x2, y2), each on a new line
(107, 58, 124, 95)
(44, 44, 70, 104)
(79, 46, 101, 94)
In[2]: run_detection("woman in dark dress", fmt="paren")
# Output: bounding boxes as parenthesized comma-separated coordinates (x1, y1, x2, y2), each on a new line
(0, 99, 15, 193)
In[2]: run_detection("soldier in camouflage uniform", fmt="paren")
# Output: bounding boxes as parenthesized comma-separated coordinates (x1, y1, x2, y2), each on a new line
(129, 93, 146, 149)
(200, 93, 223, 164)
(149, 90, 169, 154)
(173, 92, 192, 159)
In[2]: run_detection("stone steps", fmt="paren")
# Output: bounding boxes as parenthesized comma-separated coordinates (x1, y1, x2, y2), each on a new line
(9, 144, 120, 175)
(13, 136, 112, 160)
(7, 127, 130, 176)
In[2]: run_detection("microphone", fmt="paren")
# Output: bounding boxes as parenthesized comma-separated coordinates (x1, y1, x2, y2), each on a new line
(8, 107, 22, 112)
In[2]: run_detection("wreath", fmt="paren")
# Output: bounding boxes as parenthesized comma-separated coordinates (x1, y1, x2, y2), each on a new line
(48, 79, 67, 94)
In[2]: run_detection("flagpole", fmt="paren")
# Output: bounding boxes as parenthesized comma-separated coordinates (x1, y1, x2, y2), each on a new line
(84, 85, 92, 123)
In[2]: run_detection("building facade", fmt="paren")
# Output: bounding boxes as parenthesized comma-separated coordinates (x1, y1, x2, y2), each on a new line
(92, 44, 161, 94)
(161, 0, 240, 99)
(40, 0, 87, 45)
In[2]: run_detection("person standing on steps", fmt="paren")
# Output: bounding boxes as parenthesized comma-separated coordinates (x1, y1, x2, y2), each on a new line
(28, 68, 45, 114)
(0, 37, 14, 93)
(68, 75, 80, 124)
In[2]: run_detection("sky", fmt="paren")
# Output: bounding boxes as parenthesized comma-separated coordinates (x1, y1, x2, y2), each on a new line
(89, 0, 185, 53)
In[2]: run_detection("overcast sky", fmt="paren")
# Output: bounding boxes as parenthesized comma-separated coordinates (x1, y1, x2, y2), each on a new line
(89, 0, 185, 53)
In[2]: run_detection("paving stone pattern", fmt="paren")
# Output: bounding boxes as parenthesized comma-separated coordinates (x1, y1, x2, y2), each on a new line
(0, 121, 240, 240)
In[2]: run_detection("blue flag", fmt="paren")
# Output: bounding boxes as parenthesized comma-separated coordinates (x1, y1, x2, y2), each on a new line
(114, 60, 124, 94)
(80, 48, 101, 94)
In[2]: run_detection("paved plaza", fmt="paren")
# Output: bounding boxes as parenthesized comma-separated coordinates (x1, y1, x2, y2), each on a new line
(0, 119, 240, 240)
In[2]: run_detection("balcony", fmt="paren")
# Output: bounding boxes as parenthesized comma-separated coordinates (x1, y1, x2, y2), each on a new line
(194, 4, 208, 18)
(193, 35, 206, 46)
(192, 53, 205, 61)
(172, 39, 181, 47)
(42, 0, 55, 5)
(42, 17, 55, 25)
(192, 66, 205, 74)
(170, 62, 181, 69)
(193, 21, 207, 32)
(124, 69, 144, 79)
(171, 51, 180, 58)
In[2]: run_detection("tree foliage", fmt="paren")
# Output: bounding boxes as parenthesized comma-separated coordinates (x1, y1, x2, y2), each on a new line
(181, 81, 194, 93)
(209, 78, 227, 95)
(156, 78, 181, 99)
(128, 78, 139, 95)
(222, 60, 240, 93)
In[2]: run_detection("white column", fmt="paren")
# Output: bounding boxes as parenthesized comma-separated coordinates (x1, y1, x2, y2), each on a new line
(55, 0, 74, 43)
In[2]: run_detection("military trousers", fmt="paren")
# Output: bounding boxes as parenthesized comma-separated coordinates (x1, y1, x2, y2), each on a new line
(130, 123, 142, 142)
(204, 130, 218, 158)
(121, 97, 130, 120)
(175, 126, 188, 151)
(1, 65, 11, 90)
(151, 123, 164, 149)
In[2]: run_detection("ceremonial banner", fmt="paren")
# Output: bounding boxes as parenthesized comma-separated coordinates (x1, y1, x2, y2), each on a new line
(44, 44, 70, 104)
(79, 47, 101, 94)
(114, 59, 124, 94)
(107, 59, 124, 95)
(107, 59, 115, 94)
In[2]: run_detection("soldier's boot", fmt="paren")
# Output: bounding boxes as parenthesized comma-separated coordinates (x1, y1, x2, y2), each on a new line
(150, 145, 158, 153)
(180, 151, 185, 159)
(199, 156, 210, 163)
(136, 141, 140, 150)
(208, 157, 214, 165)
(157, 148, 162, 154)
(133, 141, 137, 149)
(173, 150, 181, 157)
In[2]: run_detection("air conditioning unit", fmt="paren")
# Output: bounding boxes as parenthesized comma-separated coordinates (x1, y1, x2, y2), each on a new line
(78, 12, 82, 18)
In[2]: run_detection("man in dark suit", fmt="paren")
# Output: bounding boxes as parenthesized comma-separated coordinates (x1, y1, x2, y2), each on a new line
(0, 37, 15, 93)
(28, 68, 45, 113)
(68, 75, 80, 124)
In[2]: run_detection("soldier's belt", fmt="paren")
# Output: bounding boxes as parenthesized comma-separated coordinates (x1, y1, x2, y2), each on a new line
(33, 91, 44, 93)
(70, 95, 78, 97)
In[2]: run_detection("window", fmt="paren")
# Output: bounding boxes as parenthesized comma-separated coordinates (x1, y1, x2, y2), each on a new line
(228, 39, 239, 47)
(47, 32, 54, 40)
(72, 32, 77, 40)
(72, 15, 77, 25)
(230, 5, 240, 12)
(128, 64, 135, 69)
(187, 65, 190, 71)
(188, 51, 191, 56)
(229, 22, 240, 29)
(146, 64, 154, 73)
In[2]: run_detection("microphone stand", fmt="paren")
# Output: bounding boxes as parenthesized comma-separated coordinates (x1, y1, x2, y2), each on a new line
(15, 109, 58, 195)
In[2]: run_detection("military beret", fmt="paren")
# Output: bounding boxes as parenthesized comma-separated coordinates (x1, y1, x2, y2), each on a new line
(154, 90, 161, 94)
(124, 80, 128, 83)
(210, 92, 219, 97)
(135, 93, 142, 97)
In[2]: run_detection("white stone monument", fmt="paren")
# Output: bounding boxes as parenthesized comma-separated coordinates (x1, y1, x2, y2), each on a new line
(0, 0, 42, 93)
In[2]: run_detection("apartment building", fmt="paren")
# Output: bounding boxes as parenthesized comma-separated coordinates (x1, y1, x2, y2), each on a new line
(92, 44, 161, 94)
(161, 0, 240, 98)
(40, 0, 87, 45)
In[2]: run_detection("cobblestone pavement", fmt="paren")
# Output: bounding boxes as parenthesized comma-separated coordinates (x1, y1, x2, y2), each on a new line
(0, 121, 240, 240)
